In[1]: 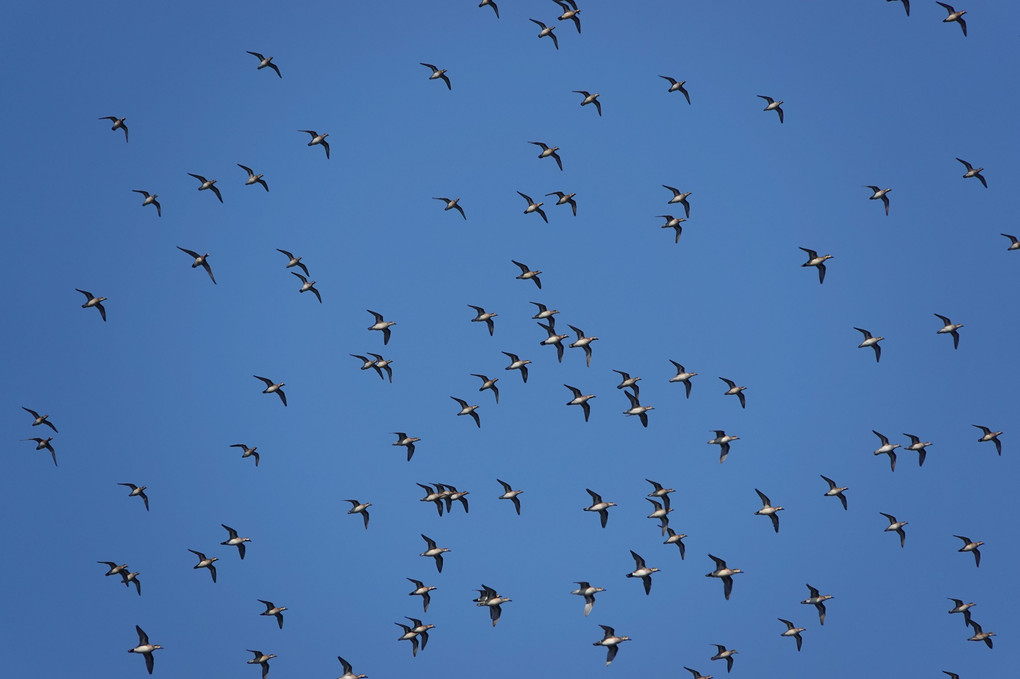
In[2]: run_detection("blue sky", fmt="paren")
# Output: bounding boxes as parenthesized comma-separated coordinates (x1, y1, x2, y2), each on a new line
(2, 1, 1017, 676)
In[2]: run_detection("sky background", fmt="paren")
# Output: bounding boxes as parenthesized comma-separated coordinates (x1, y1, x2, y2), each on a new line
(2, 1, 1017, 677)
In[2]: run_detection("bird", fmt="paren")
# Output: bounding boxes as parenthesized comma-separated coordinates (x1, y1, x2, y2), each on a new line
(707, 431, 739, 463)
(291, 272, 322, 303)
(593, 625, 631, 666)
(392, 433, 420, 461)
(502, 351, 531, 382)
(669, 360, 697, 398)
(246, 51, 281, 77)
(366, 310, 396, 344)
(76, 288, 107, 321)
(865, 186, 891, 215)
(754, 488, 784, 533)
(801, 584, 834, 625)
(120, 570, 142, 596)
(555, 0, 581, 32)
(419, 534, 450, 573)
(418, 485, 445, 517)
(177, 247, 216, 284)
(24, 437, 57, 466)
(903, 433, 933, 466)
(22, 407, 57, 432)
(887, 0, 910, 16)
(567, 325, 598, 367)
(275, 249, 309, 276)
(956, 157, 986, 187)
(188, 549, 218, 582)
(947, 598, 976, 627)
(132, 190, 161, 217)
(395, 622, 422, 657)
(953, 535, 984, 567)
(662, 185, 693, 216)
(934, 313, 963, 349)
(854, 327, 884, 362)
(247, 650, 276, 679)
(475, 585, 511, 626)
(778, 619, 805, 651)
(622, 390, 653, 427)
(614, 370, 641, 397)
(719, 377, 747, 408)
(337, 656, 366, 679)
(187, 173, 223, 203)
(405, 617, 437, 648)
(647, 498, 673, 535)
(539, 322, 569, 362)
(497, 479, 523, 515)
(880, 512, 908, 548)
(626, 550, 660, 595)
(968, 621, 995, 648)
(118, 483, 149, 511)
(583, 489, 616, 528)
(516, 192, 549, 223)
(1001, 233, 1020, 251)
(564, 384, 596, 422)
(514, 260, 544, 289)
(706, 554, 742, 600)
(530, 19, 559, 49)
(936, 2, 967, 36)
(230, 443, 260, 467)
(258, 600, 287, 629)
(471, 373, 499, 403)
(972, 424, 1002, 455)
(571, 582, 605, 617)
(299, 129, 330, 158)
(664, 528, 687, 558)
(435, 482, 469, 514)
(345, 500, 372, 529)
(433, 197, 465, 219)
(799, 247, 833, 284)
(98, 561, 128, 577)
(450, 396, 480, 428)
(547, 190, 578, 215)
(238, 164, 269, 191)
(758, 95, 784, 123)
(479, 0, 499, 18)
(573, 90, 600, 115)
(660, 77, 691, 104)
(529, 141, 563, 171)
(684, 668, 712, 679)
(98, 116, 128, 142)
(468, 305, 497, 336)
(820, 475, 848, 510)
(128, 625, 162, 674)
(710, 645, 738, 673)
(253, 375, 287, 406)
(419, 62, 451, 89)
(407, 578, 437, 612)
(659, 215, 686, 243)
(872, 430, 900, 472)
(221, 524, 251, 559)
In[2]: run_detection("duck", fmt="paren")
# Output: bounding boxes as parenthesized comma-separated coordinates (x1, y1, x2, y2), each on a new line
(669, 360, 697, 398)
(368, 353, 393, 383)
(433, 196, 465, 219)
(337, 656, 367, 679)
(903, 433, 932, 466)
(345, 500, 372, 529)
(564, 384, 595, 421)
(1001, 233, 1020, 251)
(405, 617, 437, 647)
(710, 645, 737, 673)
(880, 512, 908, 547)
(128, 625, 162, 674)
(299, 129, 330, 158)
(366, 309, 396, 344)
(972, 424, 1002, 455)
(479, 0, 499, 18)
(572, 90, 600, 116)
(450, 396, 481, 428)
(513, 258, 544, 286)
(571, 581, 605, 616)
(420, 62, 451, 89)
(778, 619, 805, 651)
(24, 437, 57, 466)
(719, 377, 747, 408)
(799, 247, 833, 284)
(872, 430, 900, 471)
(407, 578, 437, 612)
(956, 157, 986, 187)
(188, 549, 218, 582)
(593, 625, 631, 666)
(257, 599, 286, 629)
(502, 351, 532, 382)
(253, 375, 287, 406)
(819, 475, 848, 510)
(187, 173, 223, 203)
(419, 534, 450, 573)
(936, 2, 967, 36)
(947, 598, 975, 627)
(516, 192, 549, 223)
(530, 301, 559, 322)
(76, 288, 107, 321)
(646, 498, 673, 535)
(934, 313, 963, 349)
(659, 77, 691, 104)
(754, 488, 783, 533)
(435, 482, 469, 514)
(854, 327, 884, 362)
(645, 478, 674, 510)
(497, 479, 523, 515)
(801, 584, 834, 625)
(229, 443, 260, 467)
(708, 431, 739, 463)
(392, 433, 420, 462)
(584, 489, 616, 528)
(659, 214, 686, 243)
(22, 407, 58, 432)
(555, 0, 581, 32)
(99, 561, 129, 577)
(247, 650, 276, 679)
(758, 95, 784, 123)
(118, 483, 149, 511)
(98, 116, 128, 142)
(662, 185, 693, 217)
(238, 164, 269, 191)
(539, 321, 569, 362)
(132, 190, 161, 217)
(395, 622, 422, 657)
(475, 585, 511, 626)
(622, 391, 654, 427)
(120, 570, 142, 596)
(529, 19, 559, 49)
(219, 525, 250, 560)
(467, 306, 497, 336)
(417, 483, 447, 517)
(953, 535, 983, 567)
(567, 325, 598, 367)
(177, 247, 216, 284)
(706, 554, 742, 600)
(865, 186, 891, 215)
(664, 528, 687, 558)
(887, 0, 909, 16)
(529, 141, 563, 171)
(968, 621, 994, 648)
(547, 190, 578, 215)
(350, 353, 382, 379)
(469, 374, 499, 404)
(246, 51, 281, 77)
(275, 249, 309, 275)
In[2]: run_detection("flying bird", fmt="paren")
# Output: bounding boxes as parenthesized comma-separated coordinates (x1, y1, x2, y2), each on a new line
(246, 51, 281, 77)
(880, 512, 908, 548)
(238, 164, 269, 191)
(972, 424, 1002, 455)
(513, 259, 543, 287)
(573, 90, 600, 115)
(366, 309, 396, 344)
(75, 288, 107, 321)
(564, 384, 596, 421)
(22, 407, 58, 432)
(128, 625, 162, 674)
(854, 327, 884, 362)
(593, 625, 631, 666)
(177, 247, 216, 284)
(118, 483, 149, 511)
(451, 396, 481, 427)
(292, 272, 322, 303)
(258, 600, 287, 629)
(778, 619, 805, 651)
(299, 129, 330, 158)
(555, 0, 581, 33)
(865, 186, 891, 215)
(546, 191, 578, 215)
(187, 173, 223, 203)
(98, 116, 128, 142)
(799, 247, 833, 284)
(934, 313, 963, 349)
(24, 437, 57, 466)
(276, 249, 309, 275)
(660, 77, 691, 104)
(253, 375, 287, 406)
(758, 95, 784, 123)
(516, 192, 549, 223)
(529, 141, 563, 171)
(132, 190, 161, 217)
(468, 305, 497, 336)
(936, 2, 967, 37)
(530, 19, 559, 49)
(220, 524, 251, 559)
(801, 584, 834, 625)
(662, 185, 692, 216)
(420, 62, 451, 89)
(956, 158, 986, 187)
(433, 197, 465, 219)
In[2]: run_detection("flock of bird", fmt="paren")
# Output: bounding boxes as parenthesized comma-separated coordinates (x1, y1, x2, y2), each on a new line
(9, 1, 1014, 677)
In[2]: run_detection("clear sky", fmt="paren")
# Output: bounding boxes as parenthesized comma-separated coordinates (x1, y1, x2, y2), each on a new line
(2, 1, 1017, 677)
